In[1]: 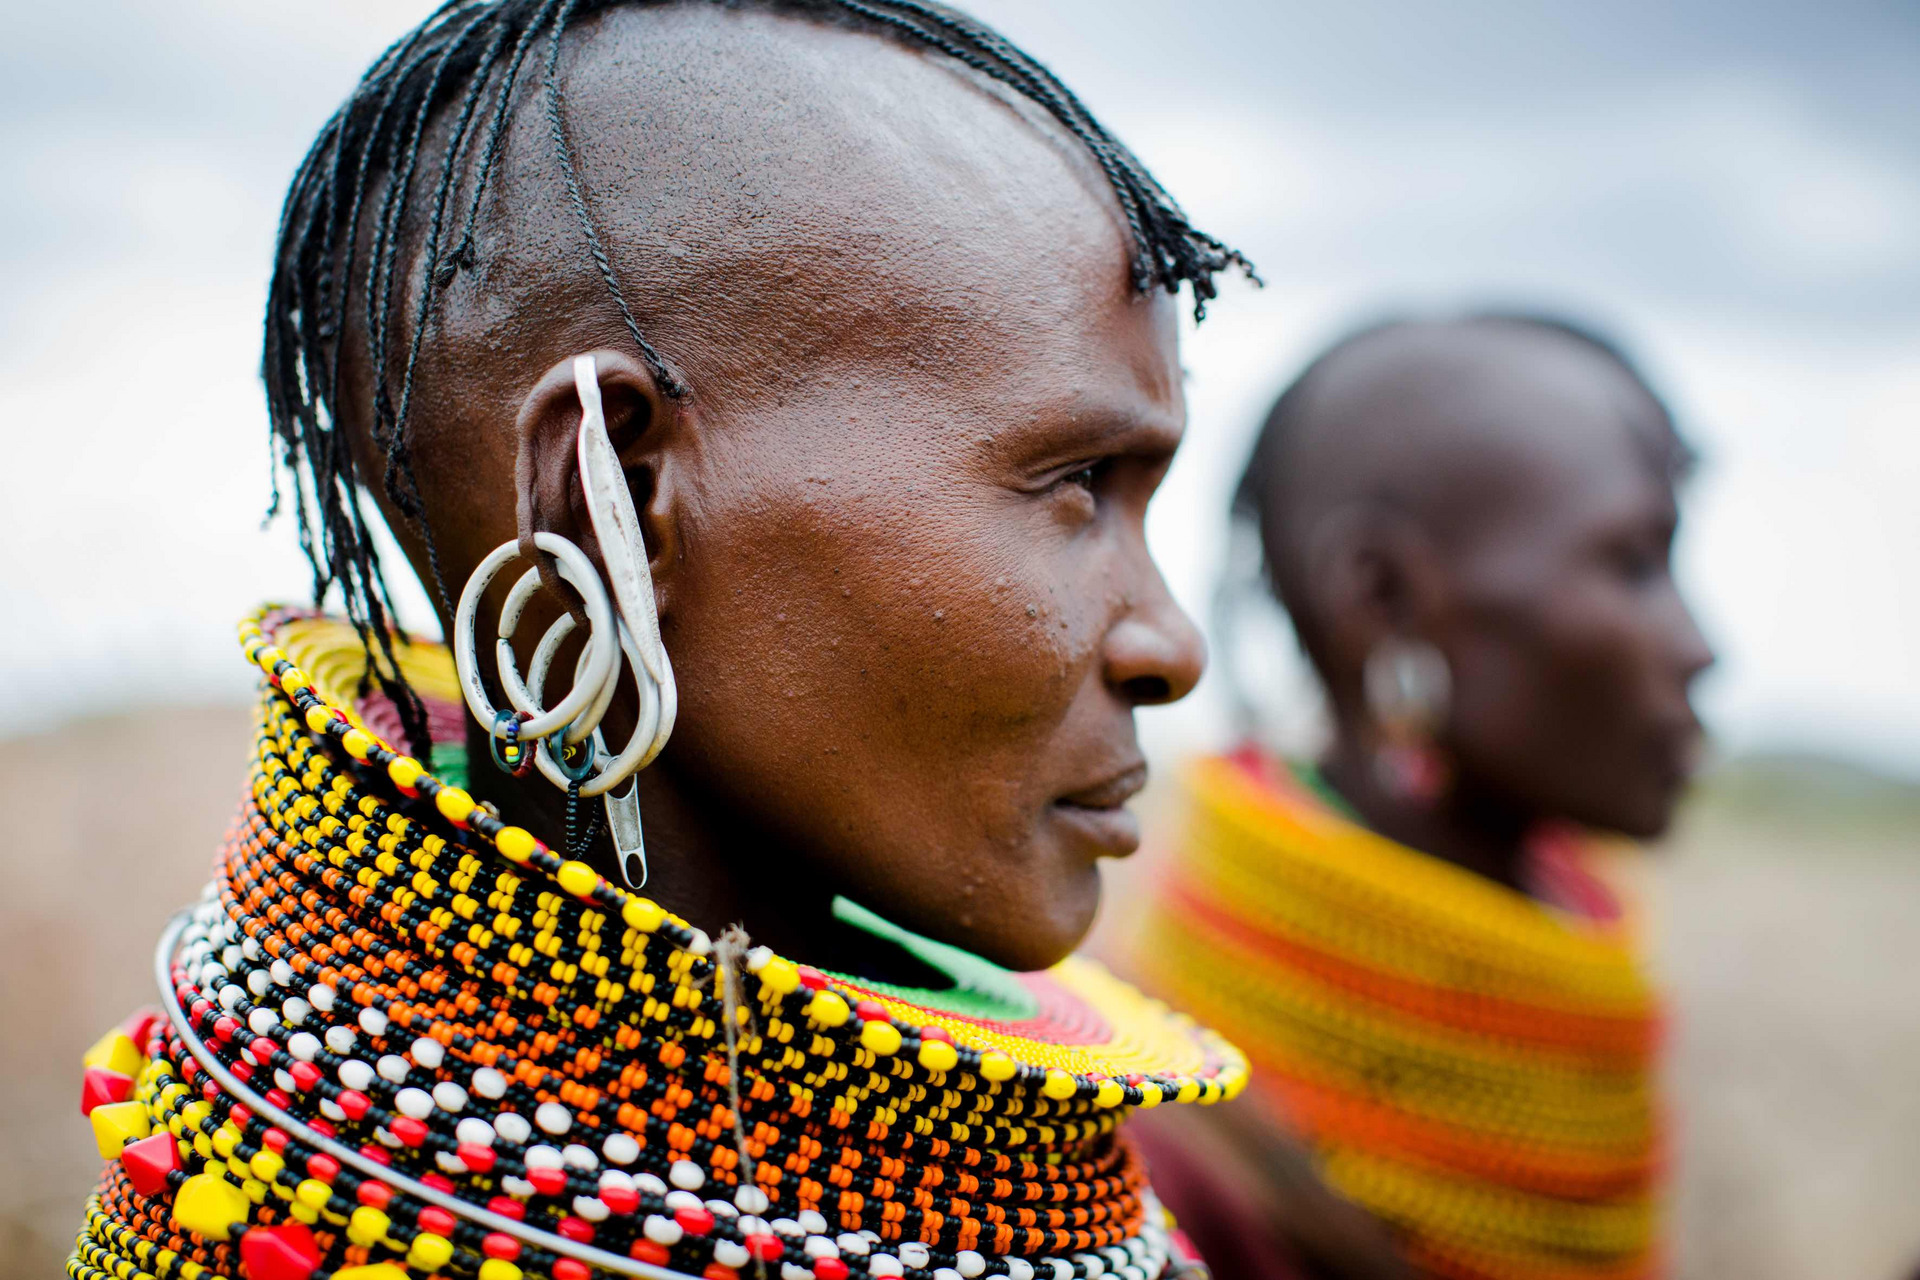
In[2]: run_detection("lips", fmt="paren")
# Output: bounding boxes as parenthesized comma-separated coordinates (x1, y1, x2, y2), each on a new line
(1052, 762, 1149, 857)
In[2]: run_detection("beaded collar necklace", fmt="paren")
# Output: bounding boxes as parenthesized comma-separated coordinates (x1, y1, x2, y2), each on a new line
(71, 608, 1243, 1280)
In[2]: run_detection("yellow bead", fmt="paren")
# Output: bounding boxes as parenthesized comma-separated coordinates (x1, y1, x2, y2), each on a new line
(90, 1100, 150, 1158)
(806, 991, 851, 1028)
(82, 1030, 144, 1078)
(212, 1123, 240, 1158)
(278, 668, 311, 696)
(556, 860, 598, 898)
(917, 1038, 959, 1073)
(347, 1205, 391, 1247)
(408, 1232, 455, 1270)
(434, 785, 476, 825)
(478, 1260, 524, 1280)
(759, 958, 801, 995)
(622, 896, 665, 931)
(1042, 1069, 1078, 1101)
(496, 826, 537, 864)
(249, 1150, 284, 1181)
(1093, 1080, 1124, 1109)
(305, 705, 333, 734)
(173, 1172, 249, 1240)
(295, 1178, 331, 1208)
(978, 1052, 1017, 1083)
(1174, 1079, 1201, 1104)
(334, 1267, 409, 1280)
(341, 728, 373, 760)
(1136, 1082, 1163, 1108)
(386, 756, 423, 791)
(859, 1019, 902, 1056)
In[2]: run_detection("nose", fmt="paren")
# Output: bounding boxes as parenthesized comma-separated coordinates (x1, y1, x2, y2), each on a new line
(1102, 572, 1207, 708)
(1668, 586, 1716, 686)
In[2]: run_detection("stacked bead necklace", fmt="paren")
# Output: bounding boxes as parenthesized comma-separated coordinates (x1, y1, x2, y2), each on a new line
(71, 609, 1244, 1280)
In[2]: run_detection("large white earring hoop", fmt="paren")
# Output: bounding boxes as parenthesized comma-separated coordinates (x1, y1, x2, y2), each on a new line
(451, 355, 678, 886)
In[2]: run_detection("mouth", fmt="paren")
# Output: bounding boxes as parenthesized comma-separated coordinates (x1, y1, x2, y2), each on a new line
(1051, 762, 1149, 858)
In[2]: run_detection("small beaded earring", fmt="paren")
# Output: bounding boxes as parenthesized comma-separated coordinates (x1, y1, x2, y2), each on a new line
(1363, 636, 1451, 803)
(452, 355, 677, 885)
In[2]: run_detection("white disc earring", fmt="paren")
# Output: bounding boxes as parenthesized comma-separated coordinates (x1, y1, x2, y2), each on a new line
(452, 354, 678, 887)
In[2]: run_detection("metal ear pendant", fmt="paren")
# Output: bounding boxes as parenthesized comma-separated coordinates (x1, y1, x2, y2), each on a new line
(604, 776, 647, 889)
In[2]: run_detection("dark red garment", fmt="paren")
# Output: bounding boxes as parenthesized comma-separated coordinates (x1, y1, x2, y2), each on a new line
(1130, 1109, 1309, 1280)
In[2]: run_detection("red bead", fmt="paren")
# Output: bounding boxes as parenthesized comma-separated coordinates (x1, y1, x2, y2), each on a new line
(557, 1215, 594, 1243)
(599, 1183, 638, 1216)
(483, 1232, 522, 1260)
(417, 1206, 457, 1236)
(262, 1129, 289, 1152)
(855, 1001, 888, 1023)
(180, 1058, 199, 1083)
(119, 1131, 183, 1196)
(703, 1266, 739, 1280)
(814, 1259, 850, 1280)
(122, 1010, 163, 1055)
(357, 1142, 389, 1166)
(214, 1016, 241, 1042)
(487, 1196, 526, 1221)
(190, 999, 214, 1023)
(527, 1165, 568, 1197)
(265, 1089, 293, 1111)
(239, 1222, 322, 1280)
(920, 1025, 952, 1044)
(745, 1232, 785, 1262)
(797, 966, 828, 991)
(229, 1105, 251, 1129)
(308, 1118, 336, 1139)
(202, 1080, 221, 1104)
(422, 1172, 456, 1194)
(250, 1036, 278, 1064)
(80, 1068, 135, 1117)
(335, 1090, 370, 1120)
(674, 1205, 715, 1236)
(305, 1152, 338, 1182)
(630, 1240, 672, 1266)
(356, 1181, 392, 1209)
(231, 1060, 254, 1082)
(290, 1062, 322, 1091)
(458, 1142, 497, 1173)
(552, 1260, 590, 1280)
(388, 1115, 428, 1147)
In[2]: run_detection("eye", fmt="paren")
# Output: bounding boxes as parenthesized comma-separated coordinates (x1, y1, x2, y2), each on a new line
(1059, 459, 1111, 492)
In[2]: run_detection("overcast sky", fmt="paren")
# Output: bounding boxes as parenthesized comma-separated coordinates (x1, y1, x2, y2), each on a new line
(1, 0, 1915, 775)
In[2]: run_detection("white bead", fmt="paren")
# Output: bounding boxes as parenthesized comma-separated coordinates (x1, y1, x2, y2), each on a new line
(868, 1257, 904, 1279)
(494, 1111, 531, 1145)
(601, 1132, 639, 1165)
(324, 1026, 355, 1054)
(535, 1101, 572, 1135)
(644, 1214, 684, 1245)
(394, 1088, 434, 1120)
(472, 1067, 508, 1099)
(436, 1150, 469, 1175)
(524, 1144, 564, 1170)
(669, 1160, 704, 1191)
(248, 969, 272, 998)
(432, 1081, 468, 1113)
(219, 985, 245, 1010)
(665, 1190, 704, 1213)
(1103, 1247, 1129, 1269)
(242, 936, 263, 962)
(318, 1097, 346, 1121)
(780, 1265, 810, 1280)
(1047, 1261, 1074, 1280)
(358, 1006, 388, 1036)
(687, 929, 712, 956)
(562, 1143, 598, 1170)
(900, 1242, 931, 1268)
(309, 984, 336, 1013)
(859, 1231, 881, 1243)
(1079, 1253, 1105, 1277)
(377, 1055, 410, 1084)
(600, 1169, 636, 1193)
(705, 1198, 739, 1219)
(221, 946, 243, 968)
(734, 1184, 768, 1215)
(373, 1126, 401, 1147)
(573, 1196, 610, 1223)
(1121, 1267, 1147, 1280)
(933, 1269, 963, 1280)
(804, 1235, 840, 1259)
(456, 1117, 495, 1146)
(282, 998, 311, 1025)
(956, 1250, 986, 1277)
(797, 1210, 829, 1236)
(500, 1175, 535, 1198)
(836, 1234, 870, 1257)
(713, 1241, 750, 1269)
(288, 1032, 320, 1063)
(409, 1036, 445, 1069)
(270, 960, 295, 987)
(247, 1007, 278, 1036)
(272, 1068, 297, 1092)
(771, 1218, 804, 1238)
(746, 946, 773, 972)
(637, 1173, 670, 1198)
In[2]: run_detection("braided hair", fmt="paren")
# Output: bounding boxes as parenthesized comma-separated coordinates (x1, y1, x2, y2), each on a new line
(262, 0, 1253, 757)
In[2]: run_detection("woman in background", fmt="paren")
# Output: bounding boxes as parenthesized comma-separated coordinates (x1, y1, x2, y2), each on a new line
(1131, 313, 1714, 1280)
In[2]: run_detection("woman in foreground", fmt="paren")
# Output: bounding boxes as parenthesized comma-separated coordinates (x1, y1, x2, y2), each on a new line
(1132, 314, 1715, 1280)
(68, 4, 1255, 1279)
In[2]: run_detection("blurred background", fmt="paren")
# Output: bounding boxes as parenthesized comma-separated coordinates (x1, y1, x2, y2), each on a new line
(1, 2, 1915, 1277)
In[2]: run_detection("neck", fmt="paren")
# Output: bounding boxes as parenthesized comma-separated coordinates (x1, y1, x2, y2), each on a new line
(462, 721, 946, 985)
(1319, 729, 1534, 893)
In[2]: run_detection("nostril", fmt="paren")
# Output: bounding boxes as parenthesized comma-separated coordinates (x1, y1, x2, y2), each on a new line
(1122, 675, 1172, 706)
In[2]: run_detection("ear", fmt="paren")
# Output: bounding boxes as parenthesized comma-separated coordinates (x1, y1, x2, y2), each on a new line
(513, 348, 691, 622)
(1302, 505, 1449, 703)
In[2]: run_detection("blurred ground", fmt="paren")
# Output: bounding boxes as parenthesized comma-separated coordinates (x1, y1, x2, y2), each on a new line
(2, 709, 1916, 1279)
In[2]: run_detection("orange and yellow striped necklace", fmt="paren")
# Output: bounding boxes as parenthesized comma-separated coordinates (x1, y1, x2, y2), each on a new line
(1137, 752, 1662, 1280)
